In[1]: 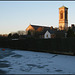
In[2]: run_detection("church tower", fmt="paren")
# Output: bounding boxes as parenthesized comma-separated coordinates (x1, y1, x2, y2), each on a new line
(59, 6, 68, 30)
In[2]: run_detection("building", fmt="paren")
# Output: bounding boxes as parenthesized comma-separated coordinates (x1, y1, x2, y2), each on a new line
(25, 6, 70, 39)
(26, 24, 55, 38)
(38, 29, 55, 39)
(26, 24, 50, 31)
(43, 30, 55, 39)
(59, 6, 68, 30)
(26, 24, 50, 35)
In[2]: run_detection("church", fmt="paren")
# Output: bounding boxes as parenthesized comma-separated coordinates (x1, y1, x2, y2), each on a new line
(26, 6, 68, 38)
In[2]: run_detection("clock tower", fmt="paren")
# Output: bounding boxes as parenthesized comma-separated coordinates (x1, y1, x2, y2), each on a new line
(59, 6, 68, 30)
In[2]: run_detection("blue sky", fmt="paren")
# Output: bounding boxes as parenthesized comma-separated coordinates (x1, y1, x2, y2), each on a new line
(0, 1, 75, 34)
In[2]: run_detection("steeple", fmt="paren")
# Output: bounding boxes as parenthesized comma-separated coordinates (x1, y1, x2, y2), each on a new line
(59, 6, 68, 30)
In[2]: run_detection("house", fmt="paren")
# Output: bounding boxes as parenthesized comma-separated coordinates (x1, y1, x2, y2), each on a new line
(39, 29, 55, 39)
(34, 28, 55, 39)
(44, 30, 51, 39)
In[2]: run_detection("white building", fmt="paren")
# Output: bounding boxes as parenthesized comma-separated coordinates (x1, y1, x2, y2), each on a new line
(44, 30, 51, 39)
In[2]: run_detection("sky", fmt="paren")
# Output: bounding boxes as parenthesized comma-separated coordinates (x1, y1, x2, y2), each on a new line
(0, 1, 75, 34)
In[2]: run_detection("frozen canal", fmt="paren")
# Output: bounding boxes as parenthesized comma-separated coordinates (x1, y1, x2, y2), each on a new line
(0, 48, 75, 74)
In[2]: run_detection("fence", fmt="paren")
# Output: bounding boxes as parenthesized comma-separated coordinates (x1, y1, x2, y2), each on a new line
(0, 38, 75, 54)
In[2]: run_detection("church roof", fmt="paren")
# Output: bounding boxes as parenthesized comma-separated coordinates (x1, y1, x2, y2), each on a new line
(30, 25, 55, 35)
(59, 6, 68, 9)
(31, 25, 50, 30)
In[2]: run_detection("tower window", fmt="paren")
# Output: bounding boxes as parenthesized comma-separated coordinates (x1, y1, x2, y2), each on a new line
(60, 13, 63, 19)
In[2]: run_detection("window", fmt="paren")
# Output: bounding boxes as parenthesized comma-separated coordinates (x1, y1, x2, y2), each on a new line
(46, 34, 48, 37)
(60, 13, 63, 19)
(60, 10, 63, 19)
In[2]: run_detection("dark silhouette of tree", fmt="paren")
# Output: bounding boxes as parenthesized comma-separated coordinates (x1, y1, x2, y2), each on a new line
(28, 30, 31, 35)
(8, 33, 12, 39)
(12, 33, 19, 39)
(67, 27, 75, 37)
(34, 31, 40, 38)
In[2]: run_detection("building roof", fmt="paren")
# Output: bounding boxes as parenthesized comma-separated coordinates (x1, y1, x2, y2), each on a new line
(31, 25, 50, 30)
(59, 6, 68, 9)
(39, 29, 55, 35)
(48, 30, 55, 34)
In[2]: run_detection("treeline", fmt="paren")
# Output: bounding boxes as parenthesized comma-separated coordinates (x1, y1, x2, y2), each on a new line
(0, 38, 75, 55)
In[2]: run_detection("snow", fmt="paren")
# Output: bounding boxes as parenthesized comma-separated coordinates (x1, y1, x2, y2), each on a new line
(0, 48, 75, 74)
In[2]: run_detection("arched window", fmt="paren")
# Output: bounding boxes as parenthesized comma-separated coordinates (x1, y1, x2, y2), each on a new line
(60, 13, 63, 19)
(60, 10, 63, 19)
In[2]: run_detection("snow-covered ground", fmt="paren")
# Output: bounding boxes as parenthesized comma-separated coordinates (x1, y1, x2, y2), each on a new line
(0, 48, 75, 74)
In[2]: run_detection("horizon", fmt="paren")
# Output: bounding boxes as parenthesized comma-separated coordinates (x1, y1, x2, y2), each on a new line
(0, 1, 75, 34)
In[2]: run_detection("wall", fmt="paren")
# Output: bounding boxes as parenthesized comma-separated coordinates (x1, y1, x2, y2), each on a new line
(26, 25, 35, 31)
